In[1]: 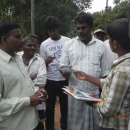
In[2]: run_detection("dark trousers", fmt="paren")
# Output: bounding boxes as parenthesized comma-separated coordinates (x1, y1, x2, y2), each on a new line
(45, 79, 68, 130)
(33, 122, 44, 130)
(99, 88, 102, 98)
(97, 126, 115, 130)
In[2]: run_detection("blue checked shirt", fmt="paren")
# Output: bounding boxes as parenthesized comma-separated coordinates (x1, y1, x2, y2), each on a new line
(60, 36, 109, 130)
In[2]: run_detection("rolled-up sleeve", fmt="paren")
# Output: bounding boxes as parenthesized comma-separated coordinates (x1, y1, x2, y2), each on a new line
(95, 72, 129, 116)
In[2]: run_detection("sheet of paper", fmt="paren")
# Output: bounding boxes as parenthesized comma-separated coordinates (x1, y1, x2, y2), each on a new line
(55, 64, 74, 73)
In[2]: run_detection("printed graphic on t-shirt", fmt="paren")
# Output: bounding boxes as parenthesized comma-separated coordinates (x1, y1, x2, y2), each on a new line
(54, 50, 61, 62)
(48, 45, 63, 69)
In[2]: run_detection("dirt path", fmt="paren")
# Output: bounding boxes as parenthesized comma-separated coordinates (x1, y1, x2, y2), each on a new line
(54, 97, 60, 130)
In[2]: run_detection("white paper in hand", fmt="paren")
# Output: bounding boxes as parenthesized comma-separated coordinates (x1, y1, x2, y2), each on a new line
(55, 63, 74, 73)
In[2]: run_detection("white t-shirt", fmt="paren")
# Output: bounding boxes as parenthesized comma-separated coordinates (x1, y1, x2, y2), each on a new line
(40, 36, 71, 81)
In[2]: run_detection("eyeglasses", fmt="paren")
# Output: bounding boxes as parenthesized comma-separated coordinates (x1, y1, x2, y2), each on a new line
(75, 26, 88, 31)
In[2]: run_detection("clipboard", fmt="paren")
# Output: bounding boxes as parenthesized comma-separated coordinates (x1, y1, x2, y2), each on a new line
(62, 87, 104, 102)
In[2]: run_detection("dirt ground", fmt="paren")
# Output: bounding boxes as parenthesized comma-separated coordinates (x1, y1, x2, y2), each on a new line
(54, 97, 61, 130)
(44, 97, 60, 130)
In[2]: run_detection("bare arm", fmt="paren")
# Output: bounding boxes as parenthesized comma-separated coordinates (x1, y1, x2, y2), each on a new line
(73, 71, 101, 87)
(30, 74, 37, 80)
(60, 66, 72, 79)
(45, 56, 55, 66)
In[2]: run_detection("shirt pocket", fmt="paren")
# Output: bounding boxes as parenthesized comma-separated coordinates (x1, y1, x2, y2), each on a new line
(88, 53, 101, 76)
(89, 53, 100, 65)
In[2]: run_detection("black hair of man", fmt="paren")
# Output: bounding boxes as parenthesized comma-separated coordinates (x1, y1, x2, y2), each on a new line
(112, 14, 127, 21)
(74, 12, 93, 28)
(0, 21, 20, 43)
(106, 18, 130, 51)
(44, 16, 60, 31)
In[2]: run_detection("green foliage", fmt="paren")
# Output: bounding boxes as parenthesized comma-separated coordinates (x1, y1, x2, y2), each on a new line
(92, 0, 130, 33)
(71, 0, 93, 11)
(0, 0, 93, 42)
(113, 0, 121, 4)
(34, 0, 78, 40)
(113, 0, 130, 15)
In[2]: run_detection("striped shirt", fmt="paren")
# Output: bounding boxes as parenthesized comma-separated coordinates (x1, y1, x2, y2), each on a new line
(60, 36, 109, 130)
(95, 53, 130, 130)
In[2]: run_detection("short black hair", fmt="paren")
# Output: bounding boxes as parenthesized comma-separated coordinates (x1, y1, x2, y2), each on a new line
(107, 18, 130, 51)
(74, 12, 93, 28)
(112, 14, 127, 21)
(44, 16, 60, 31)
(0, 21, 20, 43)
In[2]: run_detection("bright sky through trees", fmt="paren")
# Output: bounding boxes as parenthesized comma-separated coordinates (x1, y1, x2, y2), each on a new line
(87, 0, 116, 13)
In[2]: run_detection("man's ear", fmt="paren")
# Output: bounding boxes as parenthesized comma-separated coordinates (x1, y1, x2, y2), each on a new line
(2, 36, 7, 42)
(113, 40, 118, 49)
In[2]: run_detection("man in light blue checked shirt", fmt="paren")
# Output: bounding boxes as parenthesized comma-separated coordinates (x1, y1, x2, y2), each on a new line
(60, 12, 109, 130)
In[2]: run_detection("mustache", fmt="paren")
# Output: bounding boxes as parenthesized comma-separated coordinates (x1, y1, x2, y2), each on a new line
(51, 35, 57, 37)
(78, 34, 85, 37)
(30, 49, 36, 51)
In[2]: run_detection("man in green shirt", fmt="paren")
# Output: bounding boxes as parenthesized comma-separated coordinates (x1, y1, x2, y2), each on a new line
(0, 21, 47, 130)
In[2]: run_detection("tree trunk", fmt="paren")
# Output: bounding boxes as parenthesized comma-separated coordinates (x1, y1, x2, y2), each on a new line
(31, 0, 35, 34)
(104, 0, 108, 31)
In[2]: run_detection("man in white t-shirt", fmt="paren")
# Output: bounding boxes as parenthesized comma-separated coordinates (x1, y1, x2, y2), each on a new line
(40, 16, 71, 130)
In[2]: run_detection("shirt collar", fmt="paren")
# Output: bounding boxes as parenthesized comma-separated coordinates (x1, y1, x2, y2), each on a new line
(0, 49, 19, 63)
(112, 53, 130, 68)
(20, 53, 38, 60)
(77, 35, 96, 45)
(32, 54, 38, 60)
